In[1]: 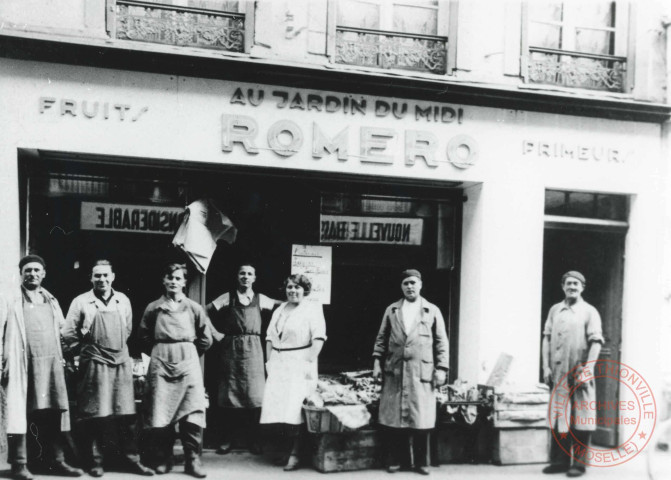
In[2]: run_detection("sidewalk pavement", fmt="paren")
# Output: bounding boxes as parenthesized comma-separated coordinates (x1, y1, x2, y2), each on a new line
(1, 446, 668, 480)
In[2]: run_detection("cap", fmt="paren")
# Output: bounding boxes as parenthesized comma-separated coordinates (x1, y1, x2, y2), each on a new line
(19, 254, 46, 270)
(401, 269, 422, 281)
(562, 270, 586, 285)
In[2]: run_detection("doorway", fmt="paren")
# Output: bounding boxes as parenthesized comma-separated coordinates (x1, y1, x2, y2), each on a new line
(542, 227, 625, 447)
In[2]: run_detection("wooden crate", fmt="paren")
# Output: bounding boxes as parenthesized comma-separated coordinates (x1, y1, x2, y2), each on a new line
(310, 429, 381, 473)
(492, 427, 550, 465)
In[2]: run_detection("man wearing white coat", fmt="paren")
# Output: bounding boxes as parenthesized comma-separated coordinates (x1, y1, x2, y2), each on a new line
(1, 255, 83, 480)
(373, 269, 449, 475)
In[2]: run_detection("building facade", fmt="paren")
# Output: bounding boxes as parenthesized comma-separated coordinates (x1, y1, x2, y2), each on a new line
(1, 0, 670, 450)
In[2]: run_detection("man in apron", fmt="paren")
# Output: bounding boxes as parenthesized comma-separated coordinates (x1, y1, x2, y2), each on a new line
(1, 255, 84, 480)
(63, 260, 153, 477)
(542, 271, 603, 478)
(206, 264, 280, 454)
(373, 269, 449, 475)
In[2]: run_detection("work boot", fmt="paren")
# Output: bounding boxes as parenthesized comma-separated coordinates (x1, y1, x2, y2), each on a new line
(415, 466, 430, 475)
(10, 464, 34, 480)
(89, 466, 104, 478)
(127, 460, 154, 476)
(184, 454, 206, 478)
(283, 455, 300, 471)
(47, 461, 84, 477)
(542, 464, 569, 474)
(215, 442, 232, 455)
(566, 465, 586, 477)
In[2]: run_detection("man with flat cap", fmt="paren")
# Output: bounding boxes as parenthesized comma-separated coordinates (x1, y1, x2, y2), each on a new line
(0, 255, 83, 480)
(63, 259, 154, 477)
(542, 271, 603, 478)
(373, 269, 449, 475)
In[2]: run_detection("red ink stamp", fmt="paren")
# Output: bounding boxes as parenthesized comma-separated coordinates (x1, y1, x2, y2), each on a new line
(548, 359, 657, 467)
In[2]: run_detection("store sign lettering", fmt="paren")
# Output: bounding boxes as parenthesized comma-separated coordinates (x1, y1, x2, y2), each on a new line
(320, 215, 423, 245)
(230, 88, 464, 124)
(80, 202, 183, 235)
(522, 140, 625, 163)
(221, 115, 478, 168)
(39, 97, 149, 122)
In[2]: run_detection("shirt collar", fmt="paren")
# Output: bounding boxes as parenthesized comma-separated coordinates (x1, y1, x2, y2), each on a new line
(92, 289, 116, 306)
(21, 285, 47, 303)
(560, 297, 584, 311)
(158, 294, 186, 311)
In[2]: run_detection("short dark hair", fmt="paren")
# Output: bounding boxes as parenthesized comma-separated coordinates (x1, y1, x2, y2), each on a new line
(93, 259, 113, 272)
(284, 274, 312, 296)
(237, 263, 256, 274)
(164, 263, 188, 280)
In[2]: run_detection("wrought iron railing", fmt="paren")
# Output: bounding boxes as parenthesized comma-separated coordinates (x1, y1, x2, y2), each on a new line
(115, 0, 245, 52)
(527, 46, 626, 92)
(335, 26, 447, 75)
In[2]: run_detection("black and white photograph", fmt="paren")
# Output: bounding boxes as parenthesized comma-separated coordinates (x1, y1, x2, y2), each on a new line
(0, 1, 670, 479)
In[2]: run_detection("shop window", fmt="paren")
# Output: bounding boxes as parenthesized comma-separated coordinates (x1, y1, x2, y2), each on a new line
(544, 190, 628, 221)
(330, 0, 455, 75)
(107, 0, 254, 52)
(522, 1, 631, 92)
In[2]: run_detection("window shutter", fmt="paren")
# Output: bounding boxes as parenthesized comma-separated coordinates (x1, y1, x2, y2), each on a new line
(308, 0, 329, 55)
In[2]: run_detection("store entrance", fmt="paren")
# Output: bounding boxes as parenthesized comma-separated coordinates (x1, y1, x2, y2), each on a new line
(24, 155, 462, 378)
(541, 227, 625, 447)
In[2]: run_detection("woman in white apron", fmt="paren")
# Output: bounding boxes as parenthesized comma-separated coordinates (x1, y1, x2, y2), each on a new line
(260, 274, 326, 471)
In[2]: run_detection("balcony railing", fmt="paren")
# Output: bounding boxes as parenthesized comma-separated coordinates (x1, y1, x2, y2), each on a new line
(527, 47, 626, 92)
(335, 26, 447, 75)
(115, 0, 245, 52)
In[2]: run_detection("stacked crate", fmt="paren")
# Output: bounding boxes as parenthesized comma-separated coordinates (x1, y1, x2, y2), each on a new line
(492, 389, 551, 465)
(304, 405, 380, 472)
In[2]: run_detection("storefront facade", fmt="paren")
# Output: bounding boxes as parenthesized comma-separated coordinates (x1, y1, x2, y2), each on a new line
(1, 0, 670, 452)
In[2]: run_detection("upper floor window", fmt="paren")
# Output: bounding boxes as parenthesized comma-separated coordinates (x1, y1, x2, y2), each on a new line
(331, 0, 454, 75)
(109, 0, 253, 53)
(522, 1, 631, 92)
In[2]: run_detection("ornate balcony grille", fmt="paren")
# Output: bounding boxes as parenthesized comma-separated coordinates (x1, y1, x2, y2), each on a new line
(115, 0, 245, 52)
(335, 26, 447, 75)
(527, 47, 626, 92)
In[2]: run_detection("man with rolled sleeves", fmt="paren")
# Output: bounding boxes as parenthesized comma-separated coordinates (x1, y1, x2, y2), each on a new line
(1, 255, 83, 480)
(206, 263, 280, 454)
(373, 269, 449, 475)
(62, 260, 154, 477)
(542, 271, 603, 478)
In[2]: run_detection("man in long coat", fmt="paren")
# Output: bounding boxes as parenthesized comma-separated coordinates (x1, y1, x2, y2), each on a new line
(206, 264, 279, 454)
(0, 255, 83, 480)
(62, 260, 153, 477)
(373, 269, 449, 475)
(542, 271, 603, 478)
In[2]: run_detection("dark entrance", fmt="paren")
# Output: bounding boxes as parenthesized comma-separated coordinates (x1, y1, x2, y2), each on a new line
(541, 227, 625, 447)
(22, 152, 462, 378)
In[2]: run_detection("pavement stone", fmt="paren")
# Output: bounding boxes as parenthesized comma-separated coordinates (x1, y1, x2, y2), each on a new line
(0, 446, 666, 480)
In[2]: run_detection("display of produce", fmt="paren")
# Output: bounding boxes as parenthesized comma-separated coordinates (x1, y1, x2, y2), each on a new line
(306, 371, 381, 407)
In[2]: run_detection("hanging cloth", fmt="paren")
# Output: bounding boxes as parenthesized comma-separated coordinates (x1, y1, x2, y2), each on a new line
(172, 198, 237, 273)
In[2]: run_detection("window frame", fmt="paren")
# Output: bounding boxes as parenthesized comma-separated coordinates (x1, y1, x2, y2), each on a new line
(105, 0, 255, 54)
(520, 1, 635, 93)
(326, 0, 458, 76)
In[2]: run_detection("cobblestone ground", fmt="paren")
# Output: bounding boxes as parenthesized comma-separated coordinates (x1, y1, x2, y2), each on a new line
(1, 445, 667, 480)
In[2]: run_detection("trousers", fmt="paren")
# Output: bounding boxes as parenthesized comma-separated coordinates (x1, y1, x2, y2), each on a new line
(7, 410, 66, 466)
(381, 427, 430, 468)
(218, 407, 261, 446)
(79, 415, 141, 468)
(148, 420, 203, 467)
(549, 428, 591, 468)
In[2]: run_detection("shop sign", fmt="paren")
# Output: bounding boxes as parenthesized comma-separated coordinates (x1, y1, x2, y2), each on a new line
(320, 215, 423, 245)
(80, 202, 183, 235)
(522, 139, 627, 163)
(291, 244, 332, 305)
